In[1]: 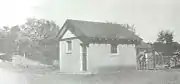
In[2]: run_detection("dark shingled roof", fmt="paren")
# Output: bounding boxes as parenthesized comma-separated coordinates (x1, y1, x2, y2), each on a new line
(57, 19, 142, 44)
(136, 42, 152, 49)
(153, 42, 180, 56)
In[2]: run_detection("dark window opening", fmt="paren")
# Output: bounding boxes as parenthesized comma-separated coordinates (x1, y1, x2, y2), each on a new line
(66, 40, 72, 52)
(111, 44, 117, 54)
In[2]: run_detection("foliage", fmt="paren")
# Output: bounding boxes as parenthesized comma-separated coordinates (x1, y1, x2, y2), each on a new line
(21, 18, 59, 41)
(152, 30, 178, 57)
(157, 30, 173, 44)
(20, 18, 59, 64)
(152, 29, 180, 66)
(0, 18, 60, 64)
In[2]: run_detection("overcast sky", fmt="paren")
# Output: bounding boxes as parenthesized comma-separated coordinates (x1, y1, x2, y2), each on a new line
(0, 0, 179, 42)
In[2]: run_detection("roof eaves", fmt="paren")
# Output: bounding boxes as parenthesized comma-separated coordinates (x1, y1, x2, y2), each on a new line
(56, 20, 68, 38)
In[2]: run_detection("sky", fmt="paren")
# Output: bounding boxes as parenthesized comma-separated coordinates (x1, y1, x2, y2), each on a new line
(0, 0, 180, 42)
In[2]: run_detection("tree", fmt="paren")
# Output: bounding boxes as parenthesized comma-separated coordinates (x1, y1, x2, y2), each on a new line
(5, 25, 21, 54)
(157, 30, 174, 44)
(19, 18, 60, 64)
(126, 24, 136, 34)
(21, 18, 59, 41)
(154, 30, 180, 67)
(0, 25, 22, 61)
(0, 18, 60, 64)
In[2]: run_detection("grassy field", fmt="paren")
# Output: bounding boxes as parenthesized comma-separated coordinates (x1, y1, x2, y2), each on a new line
(30, 70, 180, 84)
(1, 62, 180, 84)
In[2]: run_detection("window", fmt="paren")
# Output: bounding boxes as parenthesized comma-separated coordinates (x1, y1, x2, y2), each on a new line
(111, 44, 118, 54)
(66, 40, 72, 52)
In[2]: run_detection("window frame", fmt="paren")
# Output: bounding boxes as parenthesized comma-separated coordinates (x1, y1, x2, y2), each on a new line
(66, 40, 73, 53)
(110, 44, 119, 55)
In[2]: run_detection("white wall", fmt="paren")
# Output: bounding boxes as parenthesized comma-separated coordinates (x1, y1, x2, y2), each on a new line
(59, 39, 81, 73)
(60, 40, 137, 73)
(87, 44, 137, 72)
(62, 30, 76, 39)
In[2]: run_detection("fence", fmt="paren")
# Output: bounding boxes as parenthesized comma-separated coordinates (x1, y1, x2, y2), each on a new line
(137, 51, 171, 70)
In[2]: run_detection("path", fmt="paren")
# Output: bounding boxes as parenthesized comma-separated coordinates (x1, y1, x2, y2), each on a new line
(0, 68, 28, 84)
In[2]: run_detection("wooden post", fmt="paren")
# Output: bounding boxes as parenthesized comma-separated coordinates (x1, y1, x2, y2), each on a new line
(162, 55, 164, 66)
(80, 43, 88, 71)
(168, 56, 171, 68)
(145, 49, 148, 70)
(152, 50, 156, 69)
(160, 53, 163, 65)
(135, 45, 140, 70)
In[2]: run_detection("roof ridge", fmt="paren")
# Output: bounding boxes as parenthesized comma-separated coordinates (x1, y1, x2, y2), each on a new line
(66, 19, 137, 32)
(66, 19, 122, 25)
(57, 19, 142, 42)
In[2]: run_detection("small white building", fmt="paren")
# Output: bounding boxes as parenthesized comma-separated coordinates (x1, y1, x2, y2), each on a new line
(57, 19, 142, 73)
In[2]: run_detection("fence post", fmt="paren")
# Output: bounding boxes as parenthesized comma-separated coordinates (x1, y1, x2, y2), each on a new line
(161, 53, 163, 66)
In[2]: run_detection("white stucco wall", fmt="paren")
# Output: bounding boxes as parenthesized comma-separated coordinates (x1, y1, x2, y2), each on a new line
(62, 30, 76, 39)
(60, 40, 137, 73)
(59, 39, 81, 73)
(87, 44, 137, 72)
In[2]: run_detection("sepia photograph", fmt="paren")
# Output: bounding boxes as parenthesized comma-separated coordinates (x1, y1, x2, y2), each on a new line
(0, 0, 180, 84)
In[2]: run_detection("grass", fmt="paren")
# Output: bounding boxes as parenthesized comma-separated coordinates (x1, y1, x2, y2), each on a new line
(30, 70, 180, 84)
(1, 62, 180, 84)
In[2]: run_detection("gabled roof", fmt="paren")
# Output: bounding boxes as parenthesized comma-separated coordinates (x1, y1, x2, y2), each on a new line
(57, 19, 142, 44)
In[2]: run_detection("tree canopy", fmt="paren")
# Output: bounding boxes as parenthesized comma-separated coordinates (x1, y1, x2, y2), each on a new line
(157, 30, 174, 44)
(153, 30, 180, 56)
(0, 18, 60, 64)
